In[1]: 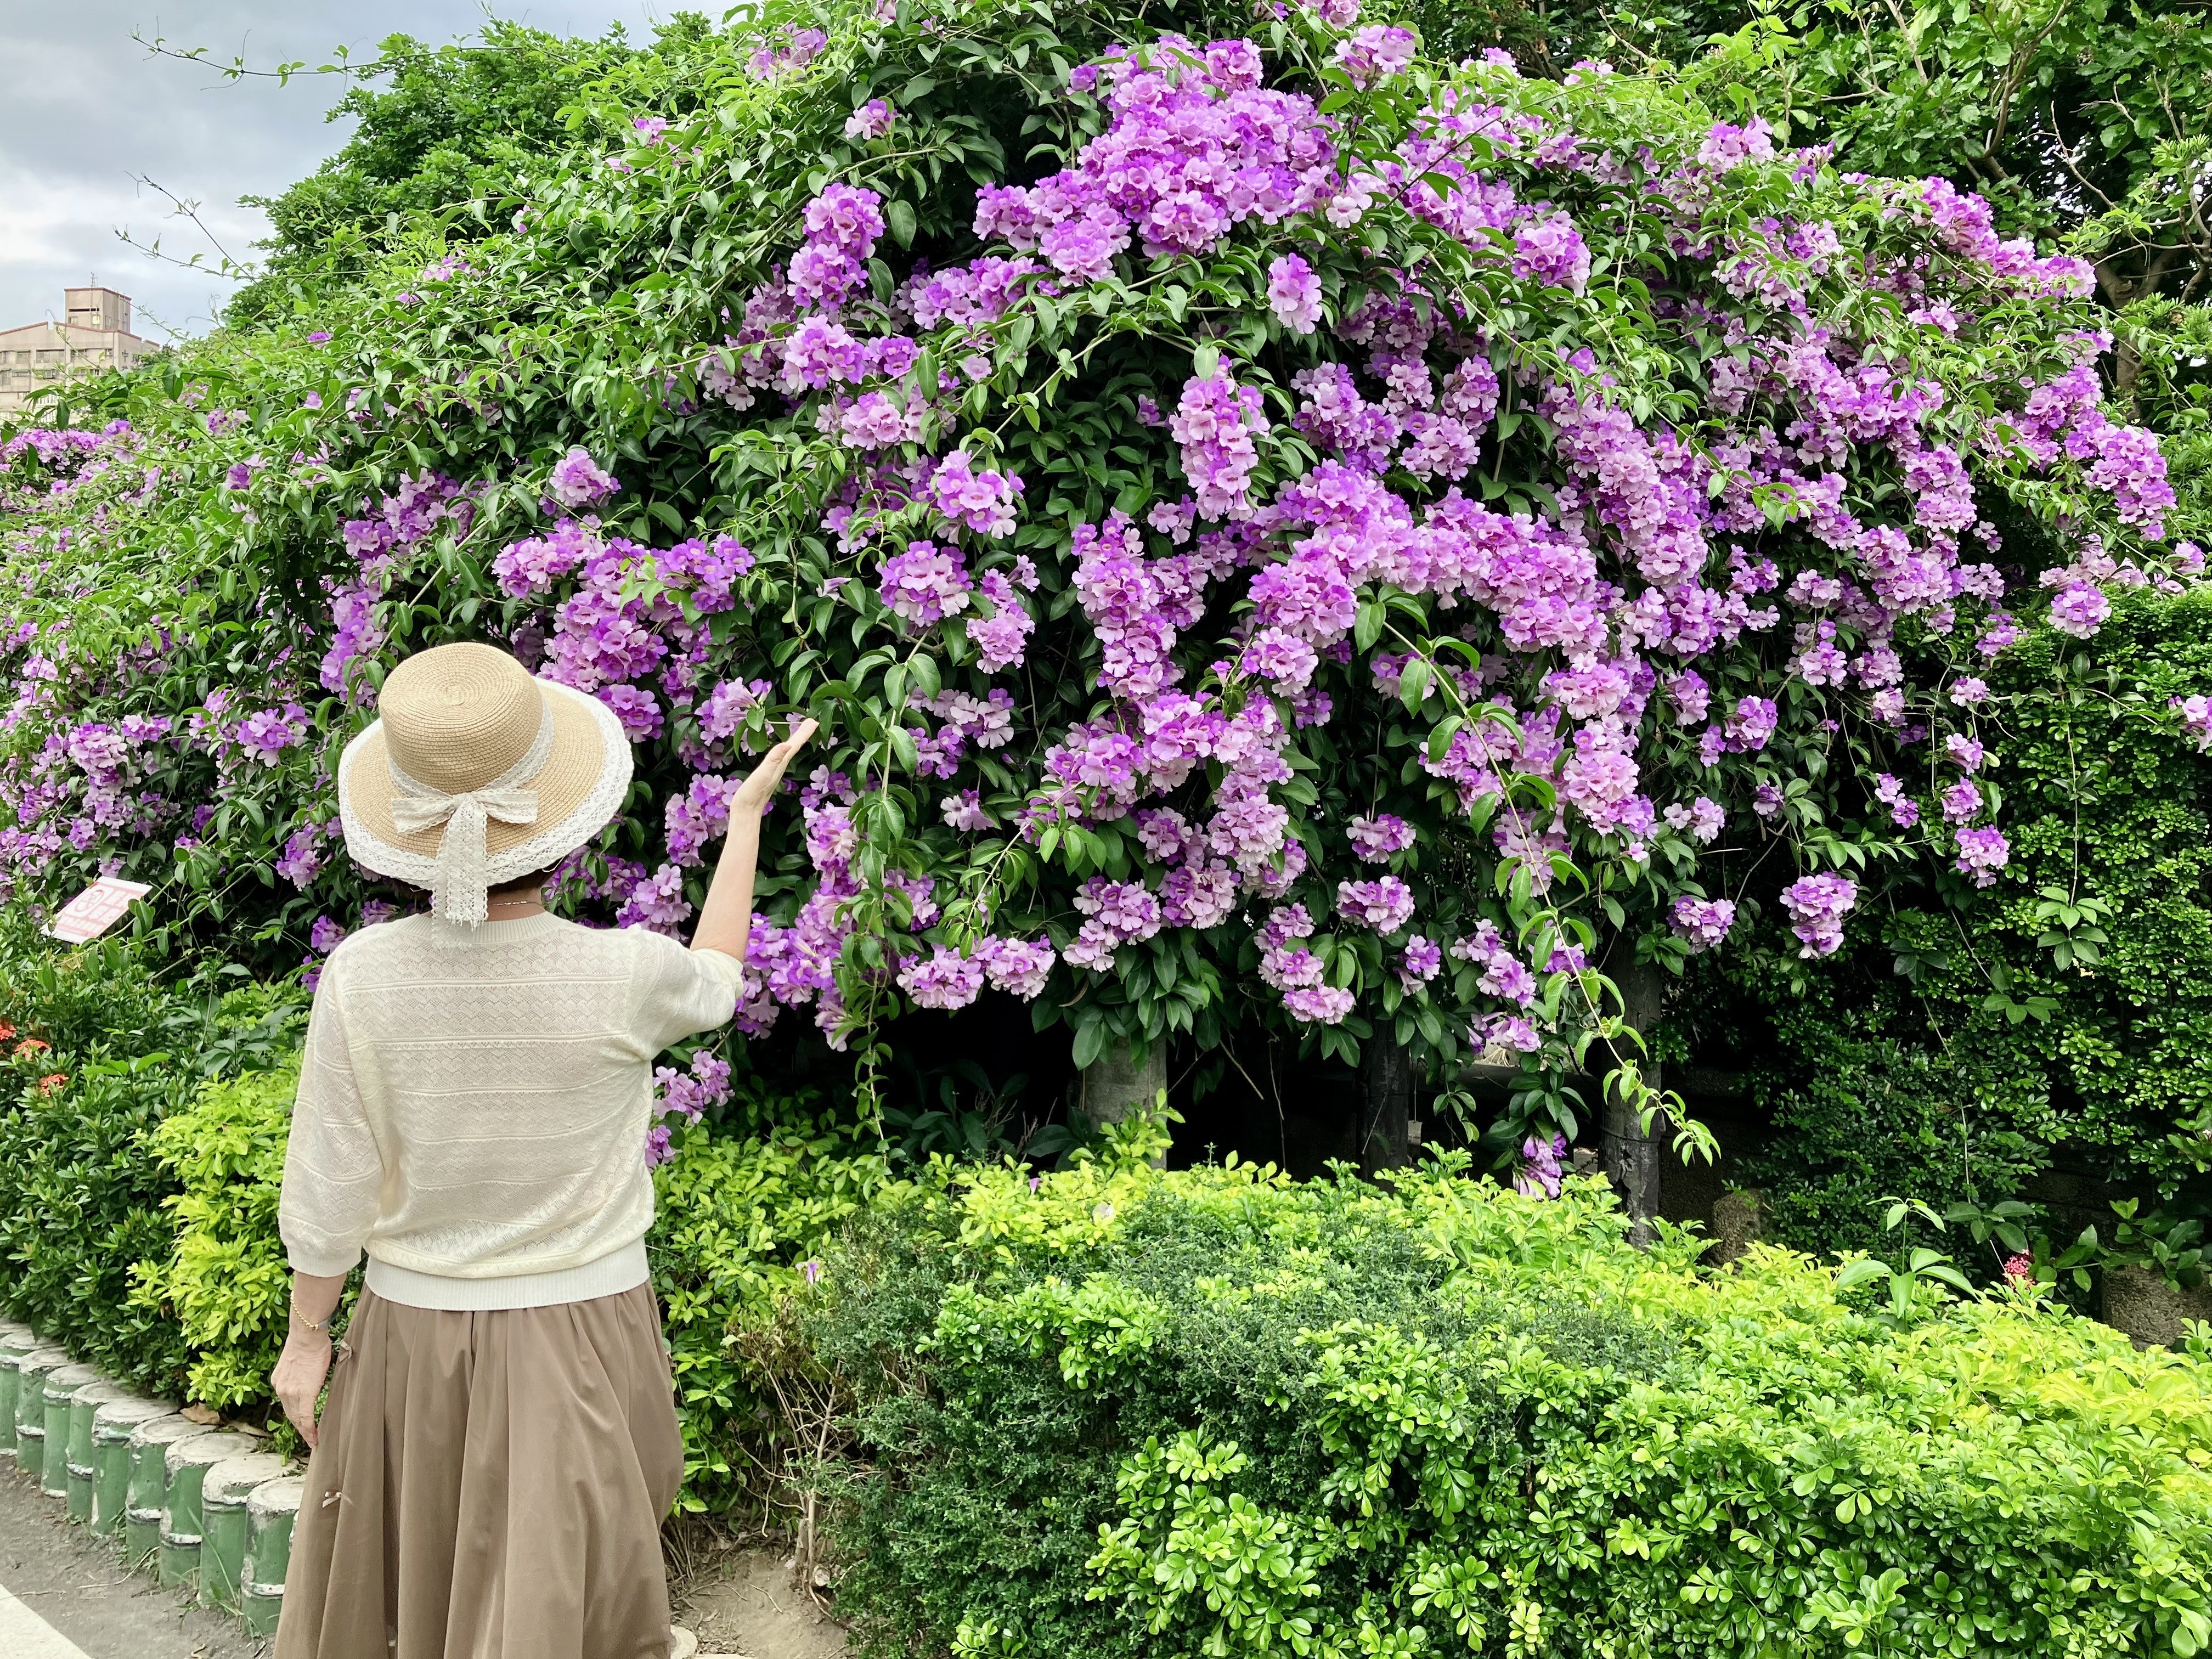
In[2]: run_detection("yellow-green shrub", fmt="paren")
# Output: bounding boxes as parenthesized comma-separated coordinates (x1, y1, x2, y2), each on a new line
(132, 1063, 300, 1410)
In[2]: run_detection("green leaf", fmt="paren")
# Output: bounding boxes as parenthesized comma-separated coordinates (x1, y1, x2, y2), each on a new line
(1398, 657, 1432, 712)
(885, 199, 918, 250)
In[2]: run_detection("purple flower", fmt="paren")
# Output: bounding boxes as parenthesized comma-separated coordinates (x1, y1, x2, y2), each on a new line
(1724, 696, 1778, 752)
(600, 682, 664, 741)
(941, 789, 995, 831)
(1267, 254, 1323, 335)
(1472, 1012, 1541, 1054)
(232, 704, 309, 765)
(844, 99, 895, 141)
(879, 541, 974, 624)
(1669, 895, 1735, 953)
(1336, 875, 1414, 932)
(928, 450, 1025, 539)
(1515, 1132, 1567, 1199)
(1170, 366, 1269, 520)
(898, 946, 987, 1011)
(1872, 774, 1921, 829)
(1511, 215, 1590, 294)
(308, 915, 346, 955)
(974, 935, 1056, 1000)
(616, 862, 693, 936)
(2174, 694, 2212, 753)
(1283, 984, 1356, 1025)
(1662, 797, 1724, 844)
(1781, 872, 1858, 958)
(2049, 582, 2108, 639)
(1954, 825, 2010, 887)
(1398, 934, 1442, 987)
(276, 823, 328, 888)
(1347, 814, 1415, 861)
(548, 447, 619, 511)
(1334, 24, 1416, 86)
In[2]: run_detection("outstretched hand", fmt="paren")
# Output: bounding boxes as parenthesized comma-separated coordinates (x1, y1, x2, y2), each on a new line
(731, 719, 818, 816)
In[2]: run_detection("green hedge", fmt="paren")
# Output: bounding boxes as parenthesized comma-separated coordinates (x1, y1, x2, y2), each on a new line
(1717, 584, 2212, 1259)
(797, 1135, 2212, 1658)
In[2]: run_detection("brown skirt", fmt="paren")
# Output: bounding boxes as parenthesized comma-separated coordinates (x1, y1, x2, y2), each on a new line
(275, 1284, 684, 1659)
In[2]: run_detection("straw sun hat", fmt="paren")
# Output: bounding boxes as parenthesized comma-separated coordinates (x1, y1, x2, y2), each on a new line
(336, 643, 631, 928)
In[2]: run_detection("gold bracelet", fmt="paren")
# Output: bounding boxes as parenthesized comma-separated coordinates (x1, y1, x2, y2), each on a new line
(291, 1307, 332, 1335)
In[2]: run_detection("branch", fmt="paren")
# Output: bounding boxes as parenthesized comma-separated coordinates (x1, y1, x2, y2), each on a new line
(133, 33, 375, 86)
(1984, 0, 2073, 166)
(112, 229, 251, 283)
(115, 176, 256, 285)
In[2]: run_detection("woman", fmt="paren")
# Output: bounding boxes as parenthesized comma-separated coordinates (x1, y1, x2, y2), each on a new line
(271, 641, 813, 1659)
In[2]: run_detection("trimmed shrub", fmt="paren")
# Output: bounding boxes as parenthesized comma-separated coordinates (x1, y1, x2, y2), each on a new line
(132, 1063, 303, 1412)
(651, 1094, 891, 1514)
(795, 1139, 2212, 1657)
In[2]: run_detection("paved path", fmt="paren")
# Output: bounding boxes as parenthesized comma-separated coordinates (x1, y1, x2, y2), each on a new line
(0, 1465, 262, 1658)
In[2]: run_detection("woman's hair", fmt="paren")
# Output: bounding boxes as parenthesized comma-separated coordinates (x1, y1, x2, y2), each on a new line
(374, 865, 557, 907)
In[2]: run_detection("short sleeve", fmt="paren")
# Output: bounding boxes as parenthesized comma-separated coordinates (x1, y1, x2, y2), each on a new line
(625, 927, 744, 1054)
(278, 957, 385, 1277)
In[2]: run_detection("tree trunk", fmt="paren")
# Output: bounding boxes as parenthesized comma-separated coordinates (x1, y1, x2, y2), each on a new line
(1079, 1037, 1166, 1147)
(1599, 951, 1667, 1248)
(1359, 1031, 1414, 1176)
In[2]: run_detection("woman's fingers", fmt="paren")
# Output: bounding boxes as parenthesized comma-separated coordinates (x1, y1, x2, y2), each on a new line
(736, 719, 819, 808)
(769, 718, 819, 774)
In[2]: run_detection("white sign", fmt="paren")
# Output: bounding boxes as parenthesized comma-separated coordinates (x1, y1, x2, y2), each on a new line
(44, 878, 151, 944)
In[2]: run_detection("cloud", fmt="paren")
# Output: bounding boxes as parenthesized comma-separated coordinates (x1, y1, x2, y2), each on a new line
(0, 2, 667, 341)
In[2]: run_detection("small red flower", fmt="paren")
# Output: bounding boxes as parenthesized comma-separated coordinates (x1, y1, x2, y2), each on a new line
(2002, 1252, 2034, 1284)
(35, 1073, 67, 1094)
(0, 1021, 16, 1042)
(13, 1037, 48, 1059)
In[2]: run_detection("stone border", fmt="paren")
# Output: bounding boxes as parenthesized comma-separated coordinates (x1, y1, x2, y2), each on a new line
(0, 1320, 301, 1639)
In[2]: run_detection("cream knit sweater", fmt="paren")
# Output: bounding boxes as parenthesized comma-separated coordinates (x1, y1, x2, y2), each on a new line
(278, 912, 742, 1310)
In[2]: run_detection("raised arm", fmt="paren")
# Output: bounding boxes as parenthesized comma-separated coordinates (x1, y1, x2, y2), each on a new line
(691, 718, 817, 961)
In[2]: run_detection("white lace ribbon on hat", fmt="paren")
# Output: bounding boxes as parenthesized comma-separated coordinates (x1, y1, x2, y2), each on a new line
(386, 699, 554, 928)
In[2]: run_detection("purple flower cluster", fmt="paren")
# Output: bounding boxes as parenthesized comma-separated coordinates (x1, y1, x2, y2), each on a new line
(1780, 873, 1858, 958)
(647, 1048, 733, 1166)
(1065, 877, 1165, 969)
(548, 448, 620, 511)
(1515, 1132, 1567, 1199)
(844, 99, 895, 142)
(879, 541, 974, 625)
(1872, 774, 1920, 829)
(2175, 694, 2212, 753)
(1336, 875, 1415, 932)
(747, 24, 826, 80)
(898, 945, 988, 1011)
(1953, 825, 2010, 888)
(1347, 814, 1414, 861)
(17, 20, 2183, 1061)
(1334, 26, 1416, 88)
(1669, 894, 1736, 953)
(1170, 367, 1270, 518)
(1267, 255, 1324, 335)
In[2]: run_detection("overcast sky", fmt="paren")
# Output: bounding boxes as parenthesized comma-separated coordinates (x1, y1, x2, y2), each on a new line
(0, 2, 675, 341)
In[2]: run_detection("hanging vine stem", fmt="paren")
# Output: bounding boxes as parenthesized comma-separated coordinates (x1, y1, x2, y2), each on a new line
(1380, 614, 1718, 1166)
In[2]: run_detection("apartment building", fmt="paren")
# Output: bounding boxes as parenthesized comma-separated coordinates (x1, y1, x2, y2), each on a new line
(0, 288, 160, 418)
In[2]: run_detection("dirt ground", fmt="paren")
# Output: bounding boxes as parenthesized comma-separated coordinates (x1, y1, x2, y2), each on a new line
(674, 1544, 850, 1659)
